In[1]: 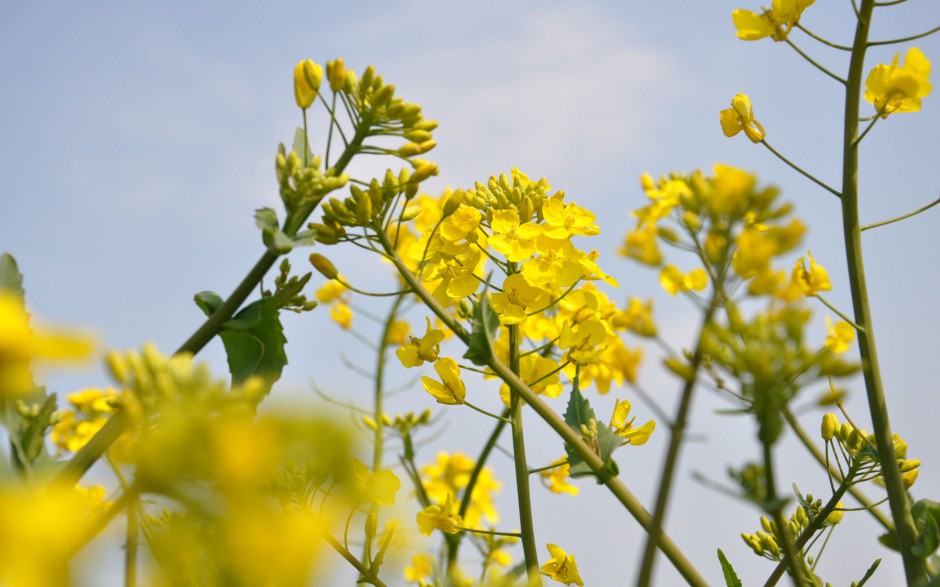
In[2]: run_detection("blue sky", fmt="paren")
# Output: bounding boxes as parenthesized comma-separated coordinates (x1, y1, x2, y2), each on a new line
(2, 1, 939, 585)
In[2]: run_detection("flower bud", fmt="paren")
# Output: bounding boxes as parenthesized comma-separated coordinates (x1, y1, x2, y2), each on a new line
(294, 60, 323, 109)
(825, 503, 845, 525)
(309, 254, 339, 280)
(365, 512, 378, 539)
(326, 58, 346, 92)
(821, 413, 838, 441)
(410, 162, 439, 184)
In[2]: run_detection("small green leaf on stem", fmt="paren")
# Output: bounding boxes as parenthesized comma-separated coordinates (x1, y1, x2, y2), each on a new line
(717, 549, 743, 587)
(463, 292, 499, 366)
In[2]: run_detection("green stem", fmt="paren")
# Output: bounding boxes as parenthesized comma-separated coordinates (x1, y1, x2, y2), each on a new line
(53, 123, 370, 487)
(861, 195, 940, 231)
(323, 530, 388, 587)
(785, 39, 848, 84)
(509, 319, 542, 585)
(378, 231, 708, 587)
(868, 23, 940, 46)
(636, 275, 724, 587)
(813, 294, 863, 331)
(781, 407, 892, 531)
(761, 441, 810, 587)
(125, 496, 139, 587)
(842, 3, 925, 583)
(464, 401, 513, 423)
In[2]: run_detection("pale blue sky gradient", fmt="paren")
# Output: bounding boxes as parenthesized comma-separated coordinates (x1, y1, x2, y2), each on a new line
(2, 1, 939, 585)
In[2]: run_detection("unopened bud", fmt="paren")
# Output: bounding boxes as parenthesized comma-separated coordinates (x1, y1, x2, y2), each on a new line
(821, 413, 838, 441)
(442, 190, 464, 217)
(309, 254, 339, 280)
(372, 84, 395, 107)
(365, 512, 378, 539)
(410, 162, 439, 184)
(326, 58, 346, 92)
(404, 129, 432, 143)
(294, 59, 323, 109)
(825, 503, 845, 525)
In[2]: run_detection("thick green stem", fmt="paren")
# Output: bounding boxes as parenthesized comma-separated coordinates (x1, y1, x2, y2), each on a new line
(636, 276, 724, 587)
(508, 321, 541, 584)
(378, 232, 708, 587)
(842, 2, 925, 583)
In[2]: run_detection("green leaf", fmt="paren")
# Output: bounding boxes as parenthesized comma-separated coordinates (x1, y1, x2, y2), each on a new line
(194, 291, 224, 316)
(0, 253, 25, 298)
(913, 499, 940, 558)
(219, 298, 288, 389)
(878, 530, 900, 552)
(563, 368, 620, 481)
(463, 292, 499, 366)
(255, 208, 316, 253)
(717, 549, 743, 587)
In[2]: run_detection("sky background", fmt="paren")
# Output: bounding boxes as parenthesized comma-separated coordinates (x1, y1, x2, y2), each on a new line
(2, 1, 939, 585)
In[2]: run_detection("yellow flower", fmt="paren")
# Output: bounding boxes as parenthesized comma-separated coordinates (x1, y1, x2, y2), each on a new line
(421, 358, 466, 405)
(720, 93, 765, 143)
(396, 317, 445, 367)
(416, 493, 463, 536)
(386, 319, 411, 345)
(330, 301, 353, 330)
(791, 251, 831, 296)
(732, 0, 815, 42)
(521, 237, 585, 290)
(294, 59, 323, 109)
(489, 274, 549, 325)
(823, 316, 855, 354)
(538, 458, 579, 496)
(499, 354, 564, 406)
(621, 222, 663, 266)
(0, 292, 93, 398)
(540, 198, 600, 239)
(349, 458, 401, 506)
(539, 544, 584, 586)
(490, 208, 542, 262)
(404, 553, 434, 584)
(659, 265, 708, 296)
(422, 451, 500, 527)
(865, 47, 932, 118)
(559, 318, 609, 364)
(610, 399, 655, 445)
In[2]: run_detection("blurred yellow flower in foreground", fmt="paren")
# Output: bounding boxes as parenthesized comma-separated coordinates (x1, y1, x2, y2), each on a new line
(0, 292, 93, 398)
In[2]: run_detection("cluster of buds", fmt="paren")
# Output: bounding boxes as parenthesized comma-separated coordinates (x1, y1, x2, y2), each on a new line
(274, 144, 349, 215)
(741, 499, 844, 562)
(362, 409, 432, 436)
(266, 258, 318, 313)
(821, 413, 920, 489)
(462, 169, 553, 221)
(318, 163, 438, 229)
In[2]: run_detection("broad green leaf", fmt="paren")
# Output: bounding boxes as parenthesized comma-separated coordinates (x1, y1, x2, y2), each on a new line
(221, 298, 288, 388)
(913, 499, 940, 558)
(196, 295, 288, 392)
(0, 253, 25, 298)
(463, 292, 499, 366)
(563, 369, 620, 480)
(717, 549, 743, 587)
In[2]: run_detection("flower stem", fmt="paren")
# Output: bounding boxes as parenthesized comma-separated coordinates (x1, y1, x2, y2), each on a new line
(635, 274, 724, 587)
(842, 2, 925, 583)
(760, 140, 842, 198)
(378, 231, 709, 587)
(761, 441, 810, 587)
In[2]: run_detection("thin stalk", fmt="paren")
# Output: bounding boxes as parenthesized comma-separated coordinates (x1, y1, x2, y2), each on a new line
(509, 319, 541, 585)
(377, 231, 709, 587)
(861, 195, 940, 231)
(868, 24, 940, 46)
(636, 276, 724, 587)
(785, 39, 849, 84)
(782, 406, 892, 531)
(762, 442, 810, 587)
(842, 2, 925, 583)
(761, 140, 842, 198)
(795, 24, 853, 50)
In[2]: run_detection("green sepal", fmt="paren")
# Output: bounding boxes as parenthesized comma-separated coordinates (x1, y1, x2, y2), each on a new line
(196, 295, 288, 393)
(463, 291, 499, 366)
(255, 208, 317, 254)
(563, 371, 620, 481)
(717, 549, 743, 587)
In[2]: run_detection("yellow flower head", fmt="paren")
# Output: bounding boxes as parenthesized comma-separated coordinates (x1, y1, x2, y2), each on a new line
(659, 265, 708, 296)
(732, 0, 815, 42)
(541, 198, 600, 239)
(539, 544, 584, 586)
(421, 357, 466, 405)
(0, 292, 93, 398)
(489, 274, 549, 325)
(490, 208, 541, 262)
(396, 317, 444, 368)
(416, 493, 463, 536)
(791, 251, 831, 296)
(294, 59, 323, 109)
(559, 318, 609, 364)
(349, 458, 401, 506)
(823, 316, 855, 354)
(865, 47, 932, 118)
(720, 93, 765, 143)
(610, 399, 656, 445)
(538, 458, 579, 496)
